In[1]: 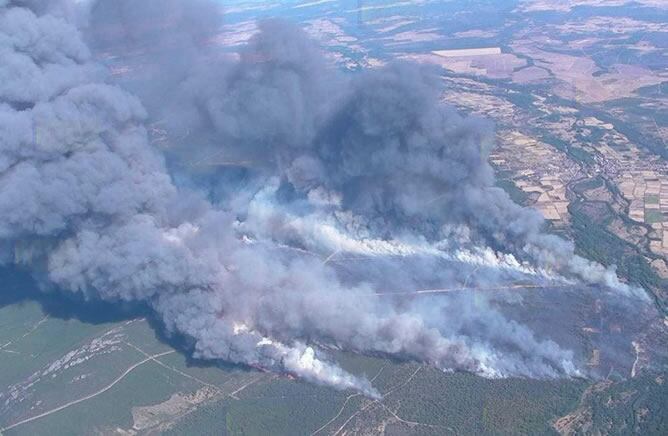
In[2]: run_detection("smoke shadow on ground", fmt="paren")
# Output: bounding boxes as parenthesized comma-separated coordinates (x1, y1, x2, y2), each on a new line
(0, 266, 148, 324)
(0, 265, 244, 373)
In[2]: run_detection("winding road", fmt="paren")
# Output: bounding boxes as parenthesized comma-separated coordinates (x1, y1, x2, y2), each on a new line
(0, 350, 175, 433)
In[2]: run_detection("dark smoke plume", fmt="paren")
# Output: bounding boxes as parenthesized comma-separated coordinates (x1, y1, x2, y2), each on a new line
(0, 0, 649, 396)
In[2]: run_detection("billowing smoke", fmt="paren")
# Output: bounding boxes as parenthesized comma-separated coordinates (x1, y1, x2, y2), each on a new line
(0, 0, 650, 397)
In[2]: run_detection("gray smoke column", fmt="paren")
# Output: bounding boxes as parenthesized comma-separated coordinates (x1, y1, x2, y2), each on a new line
(0, 0, 648, 398)
(139, 8, 641, 298)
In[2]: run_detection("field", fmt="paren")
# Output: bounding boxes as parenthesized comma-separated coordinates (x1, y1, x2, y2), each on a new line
(0, 282, 590, 435)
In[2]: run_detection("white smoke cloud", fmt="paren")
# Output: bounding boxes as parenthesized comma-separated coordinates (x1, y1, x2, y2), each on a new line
(0, 0, 652, 397)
